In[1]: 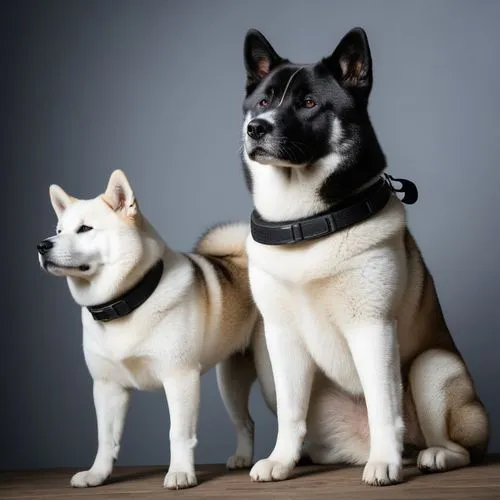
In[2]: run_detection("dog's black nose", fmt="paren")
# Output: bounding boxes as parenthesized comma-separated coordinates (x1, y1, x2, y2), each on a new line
(37, 239, 53, 255)
(247, 119, 272, 140)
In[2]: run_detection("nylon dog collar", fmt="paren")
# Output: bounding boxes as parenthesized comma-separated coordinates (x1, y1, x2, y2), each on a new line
(250, 175, 418, 246)
(87, 260, 164, 322)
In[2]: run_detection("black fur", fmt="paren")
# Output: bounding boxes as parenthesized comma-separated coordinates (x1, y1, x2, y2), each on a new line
(241, 27, 387, 207)
(244, 29, 288, 95)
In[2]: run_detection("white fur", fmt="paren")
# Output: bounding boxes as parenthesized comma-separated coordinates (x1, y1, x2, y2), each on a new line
(409, 350, 471, 471)
(249, 314, 314, 481)
(345, 322, 404, 483)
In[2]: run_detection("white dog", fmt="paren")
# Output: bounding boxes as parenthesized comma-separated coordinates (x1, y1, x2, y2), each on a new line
(38, 170, 263, 489)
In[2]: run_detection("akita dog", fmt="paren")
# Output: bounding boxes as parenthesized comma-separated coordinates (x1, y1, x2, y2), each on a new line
(241, 27, 489, 486)
(37, 170, 264, 489)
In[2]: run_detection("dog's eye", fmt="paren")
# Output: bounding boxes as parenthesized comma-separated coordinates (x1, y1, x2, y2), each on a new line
(56, 228, 61, 234)
(303, 97, 316, 109)
(77, 225, 93, 234)
(258, 98, 269, 108)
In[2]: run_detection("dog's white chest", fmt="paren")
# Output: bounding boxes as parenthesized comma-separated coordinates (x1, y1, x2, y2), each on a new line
(82, 319, 162, 390)
(249, 260, 363, 395)
(294, 291, 362, 394)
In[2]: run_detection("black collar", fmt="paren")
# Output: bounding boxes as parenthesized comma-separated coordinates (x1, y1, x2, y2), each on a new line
(250, 175, 418, 246)
(87, 260, 164, 322)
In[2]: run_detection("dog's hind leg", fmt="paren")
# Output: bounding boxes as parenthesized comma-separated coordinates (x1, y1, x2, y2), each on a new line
(216, 351, 257, 469)
(71, 380, 130, 487)
(409, 348, 489, 473)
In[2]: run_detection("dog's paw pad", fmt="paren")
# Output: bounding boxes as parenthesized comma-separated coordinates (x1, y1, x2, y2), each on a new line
(226, 454, 252, 470)
(70, 470, 108, 488)
(249, 459, 293, 482)
(164, 470, 197, 489)
(362, 461, 402, 486)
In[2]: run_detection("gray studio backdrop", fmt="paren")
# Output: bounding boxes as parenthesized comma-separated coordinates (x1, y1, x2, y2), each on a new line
(2, 0, 499, 469)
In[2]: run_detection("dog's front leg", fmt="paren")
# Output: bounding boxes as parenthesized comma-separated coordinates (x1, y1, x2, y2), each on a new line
(250, 323, 314, 482)
(163, 369, 200, 489)
(71, 380, 129, 487)
(345, 320, 404, 486)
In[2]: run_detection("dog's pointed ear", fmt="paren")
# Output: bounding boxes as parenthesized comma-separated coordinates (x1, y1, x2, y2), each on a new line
(323, 27, 372, 105)
(49, 184, 74, 218)
(244, 29, 284, 92)
(104, 170, 138, 217)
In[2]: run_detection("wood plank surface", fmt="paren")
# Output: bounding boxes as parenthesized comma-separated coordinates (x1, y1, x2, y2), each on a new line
(2, 457, 500, 499)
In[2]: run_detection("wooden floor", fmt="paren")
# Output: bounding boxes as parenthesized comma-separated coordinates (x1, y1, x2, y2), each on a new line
(2, 458, 500, 499)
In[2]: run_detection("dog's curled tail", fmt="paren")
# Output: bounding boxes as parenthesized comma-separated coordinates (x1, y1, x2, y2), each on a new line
(195, 222, 249, 264)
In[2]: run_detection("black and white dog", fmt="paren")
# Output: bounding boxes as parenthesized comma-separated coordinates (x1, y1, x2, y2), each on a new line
(241, 28, 488, 486)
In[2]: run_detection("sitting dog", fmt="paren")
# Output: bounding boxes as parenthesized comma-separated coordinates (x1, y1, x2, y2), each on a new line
(37, 170, 264, 489)
(241, 27, 489, 486)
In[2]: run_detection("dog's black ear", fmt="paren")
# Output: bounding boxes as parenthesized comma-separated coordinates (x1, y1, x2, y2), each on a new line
(323, 27, 372, 105)
(244, 29, 284, 92)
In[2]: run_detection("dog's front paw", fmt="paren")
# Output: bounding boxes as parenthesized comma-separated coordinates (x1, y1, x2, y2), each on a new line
(226, 454, 252, 470)
(362, 461, 402, 486)
(164, 470, 197, 490)
(250, 458, 294, 482)
(70, 469, 109, 488)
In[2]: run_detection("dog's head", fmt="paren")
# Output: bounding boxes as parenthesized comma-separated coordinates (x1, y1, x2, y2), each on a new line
(242, 28, 385, 205)
(38, 170, 148, 304)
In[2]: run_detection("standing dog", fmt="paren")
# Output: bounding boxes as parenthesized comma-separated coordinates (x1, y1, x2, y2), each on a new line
(241, 27, 489, 486)
(37, 170, 265, 489)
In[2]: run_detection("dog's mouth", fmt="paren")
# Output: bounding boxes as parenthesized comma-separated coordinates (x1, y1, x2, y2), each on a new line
(248, 146, 274, 161)
(44, 261, 90, 273)
(247, 145, 310, 168)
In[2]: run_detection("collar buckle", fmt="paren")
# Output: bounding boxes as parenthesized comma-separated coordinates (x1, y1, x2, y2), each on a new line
(291, 223, 304, 242)
(90, 301, 129, 322)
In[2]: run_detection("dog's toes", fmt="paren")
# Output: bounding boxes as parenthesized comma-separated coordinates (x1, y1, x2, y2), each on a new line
(70, 469, 108, 488)
(417, 447, 469, 473)
(226, 454, 252, 470)
(163, 470, 197, 489)
(362, 461, 402, 486)
(249, 458, 294, 482)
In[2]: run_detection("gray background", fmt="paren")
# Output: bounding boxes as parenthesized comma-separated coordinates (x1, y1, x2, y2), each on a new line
(2, 0, 499, 469)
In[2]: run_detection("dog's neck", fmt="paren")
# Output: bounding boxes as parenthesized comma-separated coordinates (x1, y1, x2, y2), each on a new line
(248, 158, 332, 222)
(67, 217, 172, 308)
(247, 159, 386, 224)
